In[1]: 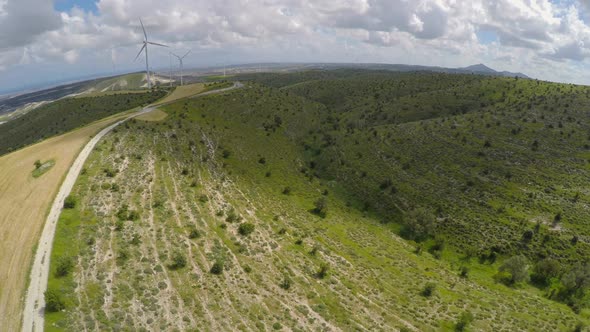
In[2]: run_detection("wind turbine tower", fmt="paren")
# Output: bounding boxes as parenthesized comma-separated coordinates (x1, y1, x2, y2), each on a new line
(134, 18, 168, 89)
(171, 50, 191, 86)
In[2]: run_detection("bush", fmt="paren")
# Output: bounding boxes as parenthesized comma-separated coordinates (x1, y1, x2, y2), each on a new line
(169, 251, 187, 270)
(460, 266, 469, 278)
(282, 186, 291, 195)
(312, 197, 328, 218)
(238, 222, 255, 236)
(210, 260, 224, 275)
(455, 311, 474, 331)
(188, 228, 201, 239)
(44, 288, 65, 312)
(316, 263, 329, 279)
(63, 195, 77, 209)
(34, 160, 42, 169)
(421, 282, 436, 297)
(279, 274, 292, 290)
(54, 256, 74, 277)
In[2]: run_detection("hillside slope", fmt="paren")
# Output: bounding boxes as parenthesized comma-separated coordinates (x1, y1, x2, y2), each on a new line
(46, 82, 587, 331)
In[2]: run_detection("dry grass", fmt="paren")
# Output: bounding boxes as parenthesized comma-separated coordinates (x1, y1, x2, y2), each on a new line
(156, 83, 204, 104)
(135, 109, 168, 122)
(0, 112, 131, 331)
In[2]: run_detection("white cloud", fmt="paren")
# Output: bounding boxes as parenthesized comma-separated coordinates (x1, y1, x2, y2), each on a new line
(3, 0, 590, 90)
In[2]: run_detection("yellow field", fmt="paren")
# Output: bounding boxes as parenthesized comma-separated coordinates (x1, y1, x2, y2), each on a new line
(155, 83, 204, 104)
(135, 109, 168, 122)
(0, 112, 131, 331)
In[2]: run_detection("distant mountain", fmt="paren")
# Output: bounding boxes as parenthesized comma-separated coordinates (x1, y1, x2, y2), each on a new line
(458, 63, 529, 78)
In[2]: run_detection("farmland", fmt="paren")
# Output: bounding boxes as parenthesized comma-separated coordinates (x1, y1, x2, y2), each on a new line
(0, 111, 135, 332)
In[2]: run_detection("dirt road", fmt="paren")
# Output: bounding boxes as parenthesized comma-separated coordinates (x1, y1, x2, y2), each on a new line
(21, 82, 242, 332)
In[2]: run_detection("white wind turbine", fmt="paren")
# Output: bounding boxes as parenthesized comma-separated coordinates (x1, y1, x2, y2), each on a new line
(134, 18, 168, 89)
(171, 50, 191, 86)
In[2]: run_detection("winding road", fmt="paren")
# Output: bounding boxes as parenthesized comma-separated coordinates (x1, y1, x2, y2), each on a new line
(21, 82, 242, 332)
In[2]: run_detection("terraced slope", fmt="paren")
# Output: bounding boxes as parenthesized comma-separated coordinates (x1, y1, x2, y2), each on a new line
(46, 83, 586, 331)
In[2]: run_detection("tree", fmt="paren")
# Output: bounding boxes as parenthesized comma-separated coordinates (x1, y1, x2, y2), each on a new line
(45, 288, 65, 312)
(499, 255, 529, 284)
(531, 258, 561, 286)
(402, 208, 435, 241)
(63, 195, 77, 209)
(34, 160, 42, 169)
(312, 197, 328, 218)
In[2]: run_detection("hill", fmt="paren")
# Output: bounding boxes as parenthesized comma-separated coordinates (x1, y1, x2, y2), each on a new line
(45, 71, 590, 331)
(0, 90, 166, 156)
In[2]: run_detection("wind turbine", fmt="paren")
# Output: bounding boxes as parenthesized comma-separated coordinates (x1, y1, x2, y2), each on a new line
(134, 18, 168, 89)
(171, 50, 191, 86)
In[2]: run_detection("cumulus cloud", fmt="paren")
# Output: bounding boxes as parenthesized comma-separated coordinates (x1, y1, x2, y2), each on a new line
(0, 0, 61, 49)
(3, 0, 590, 90)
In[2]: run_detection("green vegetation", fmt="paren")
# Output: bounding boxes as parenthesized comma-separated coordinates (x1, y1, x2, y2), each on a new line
(63, 195, 76, 209)
(32, 159, 55, 178)
(46, 71, 590, 330)
(0, 89, 165, 155)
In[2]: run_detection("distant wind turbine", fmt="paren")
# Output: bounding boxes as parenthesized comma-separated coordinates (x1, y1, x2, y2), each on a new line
(134, 18, 168, 89)
(171, 50, 191, 86)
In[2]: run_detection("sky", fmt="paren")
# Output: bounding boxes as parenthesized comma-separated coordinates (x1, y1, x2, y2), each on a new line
(2, 0, 590, 93)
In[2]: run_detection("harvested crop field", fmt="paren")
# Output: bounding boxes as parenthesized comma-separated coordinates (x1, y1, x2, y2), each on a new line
(0, 112, 131, 331)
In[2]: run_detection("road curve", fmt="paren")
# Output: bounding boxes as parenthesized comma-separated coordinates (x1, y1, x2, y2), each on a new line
(21, 82, 242, 332)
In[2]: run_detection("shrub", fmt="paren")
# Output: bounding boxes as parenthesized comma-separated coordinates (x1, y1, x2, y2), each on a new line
(282, 186, 291, 195)
(279, 274, 292, 290)
(54, 256, 74, 277)
(460, 266, 469, 278)
(188, 228, 201, 239)
(238, 222, 255, 236)
(316, 263, 329, 279)
(45, 288, 65, 312)
(312, 197, 328, 218)
(210, 260, 224, 274)
(421, 282, 436, 297)
(169, 251, 187, 270)
(34, 160, 42, 169)
(63, 195, 77, 209)
(222, 149, 231, 158)
(455, 311, 474, 331)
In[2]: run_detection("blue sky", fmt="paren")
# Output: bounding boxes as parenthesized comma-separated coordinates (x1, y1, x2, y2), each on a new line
(54, 0, 96, 13)
(2, 0, 590, 94)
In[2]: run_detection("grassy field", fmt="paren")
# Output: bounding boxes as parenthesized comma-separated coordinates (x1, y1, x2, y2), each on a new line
(156, 83, 205, 104)
(46, 81, 589, 331)
(0, 110, 137, 332)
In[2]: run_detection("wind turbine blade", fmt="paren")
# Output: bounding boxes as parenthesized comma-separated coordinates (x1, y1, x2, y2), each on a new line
(139, 18, 147, 40)
(147, 41, 168, 47)
(181, 50, 191, 59)
(134, 43, 146, 62)
(171, 52, 180, 59)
